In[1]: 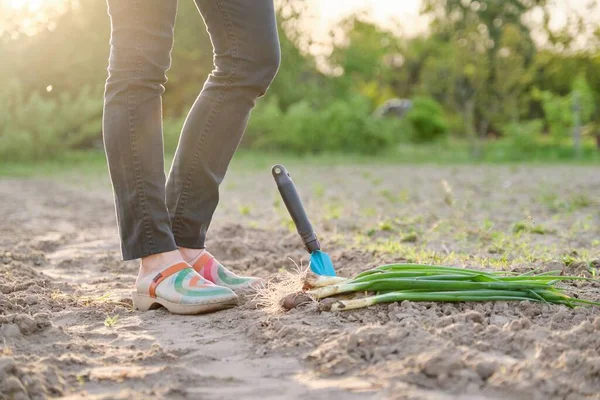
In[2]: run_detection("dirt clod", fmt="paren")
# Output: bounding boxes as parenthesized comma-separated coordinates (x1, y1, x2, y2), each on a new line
(475, 360, 498, 380)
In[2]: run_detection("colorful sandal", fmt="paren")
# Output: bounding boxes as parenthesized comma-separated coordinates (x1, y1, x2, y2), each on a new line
(190, 251, 264, 293)
(132, 262, 238, 315)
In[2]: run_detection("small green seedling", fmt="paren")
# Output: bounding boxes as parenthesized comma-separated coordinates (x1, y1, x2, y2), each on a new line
(379, 220, 394, 231)
(325, 203, 342, 220)
(401, 231, 419, 243)
(313, 183, 326, 199)
(104, 315, 119, 328)
(239, 205, 252, 216)
(76, 374, 87, 385)
(513, 217, 551, 235)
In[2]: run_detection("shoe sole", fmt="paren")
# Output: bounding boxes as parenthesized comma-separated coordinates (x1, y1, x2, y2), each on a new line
(131, 291, 238, 315)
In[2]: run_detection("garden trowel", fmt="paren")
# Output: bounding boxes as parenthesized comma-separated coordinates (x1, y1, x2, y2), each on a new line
(272, 164, 336, 276)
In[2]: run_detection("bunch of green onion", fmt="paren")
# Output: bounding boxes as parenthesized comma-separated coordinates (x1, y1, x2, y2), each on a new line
(286, 263, 600, 312)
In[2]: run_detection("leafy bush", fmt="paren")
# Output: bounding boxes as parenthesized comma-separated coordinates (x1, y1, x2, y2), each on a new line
(0, 84, 103, 162)
(163, 117, 186, 154)
(502, 119, 544, 154)
(244, 95, 403, 154)
(243, 96, 284, 149)
(537, 90, 572, 138)
(571, 74, 596, 125)
(403, 96, 448, 143)
(534, 74, 595, 140)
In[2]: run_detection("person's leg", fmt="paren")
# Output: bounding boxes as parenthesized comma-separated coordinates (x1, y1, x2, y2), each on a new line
(103, 0, 179, 262)
(103, 0, 238, 312)
(169, 0, 280, 290)
(166, 0, 280, 249)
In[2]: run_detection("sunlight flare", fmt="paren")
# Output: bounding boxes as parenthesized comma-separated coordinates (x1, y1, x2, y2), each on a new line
(9, 0, 44, 10)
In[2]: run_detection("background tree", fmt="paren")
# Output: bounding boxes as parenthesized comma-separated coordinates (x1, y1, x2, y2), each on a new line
(419, 18, 489, 147)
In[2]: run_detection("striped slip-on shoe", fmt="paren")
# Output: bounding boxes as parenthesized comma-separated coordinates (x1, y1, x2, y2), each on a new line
(132, 262, 238, 315)
(190, 251, 264, 294)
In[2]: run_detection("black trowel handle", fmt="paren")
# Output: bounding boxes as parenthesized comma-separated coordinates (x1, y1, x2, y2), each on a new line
(272, 164, 321, 253)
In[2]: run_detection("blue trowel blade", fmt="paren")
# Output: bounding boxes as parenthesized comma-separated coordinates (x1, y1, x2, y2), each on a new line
(309, 250, 336, 276)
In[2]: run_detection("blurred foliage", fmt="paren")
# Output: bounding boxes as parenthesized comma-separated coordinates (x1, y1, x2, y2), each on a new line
(245, 94, 402, 154)
(403, 97, 449, 143)
(0, 83, 102, 161)
(534, 74, 596, 139)
(2, 0, 600, 162)
(502, 119, 545, 154)
(537, 91, 573, 138)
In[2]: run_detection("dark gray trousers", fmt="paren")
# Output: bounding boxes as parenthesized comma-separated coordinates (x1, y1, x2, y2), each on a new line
(103, 0, 280, 260)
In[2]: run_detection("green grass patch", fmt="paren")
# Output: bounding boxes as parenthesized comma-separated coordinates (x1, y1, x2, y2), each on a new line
(2, 138, 600, 179)
(0, 150, 108, 177)
(512, 220, 552, 235)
